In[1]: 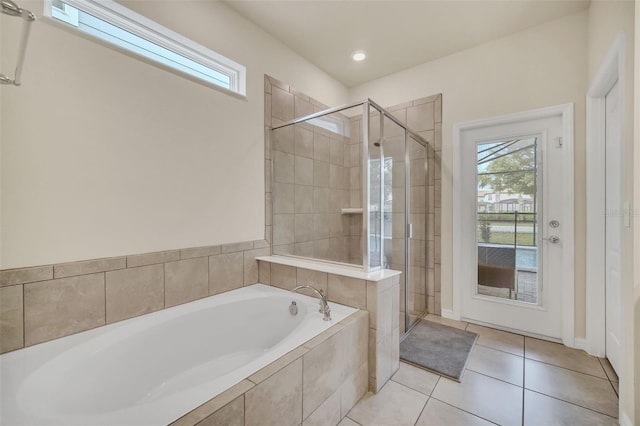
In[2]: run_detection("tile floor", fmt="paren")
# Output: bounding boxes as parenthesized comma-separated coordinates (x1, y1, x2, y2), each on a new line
(342, 314, 619, 426)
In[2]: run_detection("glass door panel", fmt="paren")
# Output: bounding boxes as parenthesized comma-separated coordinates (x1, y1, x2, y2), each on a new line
(381, 116, 407, 330)
(367, 106, 383, 269)
(476, 137, 539, 303)
(406, 134, 427, 330)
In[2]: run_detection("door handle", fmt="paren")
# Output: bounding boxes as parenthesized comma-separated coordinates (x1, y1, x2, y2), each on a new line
(543, 235, 560, 244)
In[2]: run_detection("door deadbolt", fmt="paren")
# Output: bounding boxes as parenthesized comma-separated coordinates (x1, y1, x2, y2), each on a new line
(549, 220, 560, 228)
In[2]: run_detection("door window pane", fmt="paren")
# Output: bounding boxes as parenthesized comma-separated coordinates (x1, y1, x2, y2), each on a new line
(476, 138, 539, 303)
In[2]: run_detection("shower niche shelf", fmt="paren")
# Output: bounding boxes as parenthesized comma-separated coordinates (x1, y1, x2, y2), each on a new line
(340, 208, 363, 215)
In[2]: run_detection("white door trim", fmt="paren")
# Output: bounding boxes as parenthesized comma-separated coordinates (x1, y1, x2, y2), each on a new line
(585, 32, 626, 357)
(453, 103, 575, 346)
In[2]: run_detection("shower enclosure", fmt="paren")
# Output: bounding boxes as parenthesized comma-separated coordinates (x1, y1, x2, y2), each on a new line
(270, 99, 428, 333)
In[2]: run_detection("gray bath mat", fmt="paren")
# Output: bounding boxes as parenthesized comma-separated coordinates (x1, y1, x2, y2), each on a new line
(400, 320, 478, 381)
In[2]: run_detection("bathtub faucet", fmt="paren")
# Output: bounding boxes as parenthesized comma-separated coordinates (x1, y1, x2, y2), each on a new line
(291, 285, 331, 321)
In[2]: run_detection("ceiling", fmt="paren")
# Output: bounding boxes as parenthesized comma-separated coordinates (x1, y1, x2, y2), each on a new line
(224, 0, 590, 87)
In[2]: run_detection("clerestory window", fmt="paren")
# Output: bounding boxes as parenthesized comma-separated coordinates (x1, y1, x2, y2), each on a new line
(44, 0, 246, 97)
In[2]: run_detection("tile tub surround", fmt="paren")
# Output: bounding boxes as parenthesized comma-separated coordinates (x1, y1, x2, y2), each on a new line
(171, 310, 369, 426)
(257, 256, 400, 392)
(0, 240, 270, 353)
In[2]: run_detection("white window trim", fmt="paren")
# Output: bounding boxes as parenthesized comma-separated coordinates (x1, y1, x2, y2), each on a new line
(43, 0, 246, 98)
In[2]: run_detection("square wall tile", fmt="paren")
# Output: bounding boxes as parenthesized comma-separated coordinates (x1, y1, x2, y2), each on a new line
(340, 362, 369, 418)
(272, 86, 294, 121)
(273, 214, 294, 246)
(273, 183, 294, 214)
(302, 332, 345, 418)
(294, 96, 313, 118)
(273, 151, 294, 184)
(25, 273, 105, 345)
(314, 134, 330, 162)
(271, 264, 297, 290)
(295, 214, 314, 243)
(313, 160, 330, 188)
(165, 257, 208, 307)
(209, 252, 244, 295)
(297, 268, 328, 294)
(245, 358, 302, 426)
(272, 126, 294, 154)
(327, 274, 366, 309)
(106, 265, 163, 324)
(304, 389, 340, 426)
(406, 102, 435, 132)
(295, 156, 314, 185)
(244, 248, 270, 286)
(295, 126, 314, 158)
(295, 185, 313, 213)
(258, 261, 271, 284)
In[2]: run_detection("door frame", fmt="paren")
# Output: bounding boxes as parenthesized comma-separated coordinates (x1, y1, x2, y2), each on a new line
(452, 103, 575, 347)
(585, 33, 626, 357)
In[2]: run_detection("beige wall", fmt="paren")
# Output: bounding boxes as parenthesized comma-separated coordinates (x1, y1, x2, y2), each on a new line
(588, 2, 635, 423)
(350, 11, 589, 332)
(0, 0, 348, 269)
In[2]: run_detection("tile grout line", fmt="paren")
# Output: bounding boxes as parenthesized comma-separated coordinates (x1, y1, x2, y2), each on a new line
(412, 395, 430, 426)
(21, 283, 25, 348)
(525, 388, 620, 420)
(524, 356, 611, 381)
(474, 342, 523, 357)
(390, 377, 436, 398)
(428, 395, 500, 425)
(598, 356, 620, 384)
(466, 369, 523, 389)
(103, 272, 107, 324)
(610, 380, 619, 397)
(345, 414, 364, 426)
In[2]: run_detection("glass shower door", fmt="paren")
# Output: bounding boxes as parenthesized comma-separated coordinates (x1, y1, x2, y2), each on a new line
(380, 116, 407, 330)
(406, 134, 427, 331)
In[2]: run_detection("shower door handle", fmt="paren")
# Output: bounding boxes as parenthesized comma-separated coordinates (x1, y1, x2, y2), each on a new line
(407, 223, 413, 239)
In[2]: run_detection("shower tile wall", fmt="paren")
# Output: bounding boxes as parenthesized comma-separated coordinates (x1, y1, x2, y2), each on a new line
(267, 76, 361, 265)
(265, 76, 442, 318)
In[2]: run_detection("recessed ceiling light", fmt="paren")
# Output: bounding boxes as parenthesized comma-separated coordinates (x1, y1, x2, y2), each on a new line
(352, 51, 366, 62)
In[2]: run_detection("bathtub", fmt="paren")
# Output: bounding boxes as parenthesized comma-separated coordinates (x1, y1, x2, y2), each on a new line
(0, 283, 358, 425)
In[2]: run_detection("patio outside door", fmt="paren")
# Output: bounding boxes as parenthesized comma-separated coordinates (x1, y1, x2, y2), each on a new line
(457, 112, 567, 339)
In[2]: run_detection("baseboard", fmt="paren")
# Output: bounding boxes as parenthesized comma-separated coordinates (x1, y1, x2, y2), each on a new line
(573, 337, 587, 351)
(619, 411, 632, 426)
(441, 309, 455, 320)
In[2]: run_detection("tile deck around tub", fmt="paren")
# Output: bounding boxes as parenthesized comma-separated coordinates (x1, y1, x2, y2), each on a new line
(345, 316, 619, 426)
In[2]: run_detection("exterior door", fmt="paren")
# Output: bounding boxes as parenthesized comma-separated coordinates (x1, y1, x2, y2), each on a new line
(458, 114, 566, 339)
(604, 80, 622, 374)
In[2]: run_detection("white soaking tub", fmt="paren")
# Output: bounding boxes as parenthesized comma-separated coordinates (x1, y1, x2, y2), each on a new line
(0, 284, 357, 426)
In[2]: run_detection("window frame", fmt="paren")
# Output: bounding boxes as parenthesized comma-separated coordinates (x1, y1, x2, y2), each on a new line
(43, 0, 247, 98)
